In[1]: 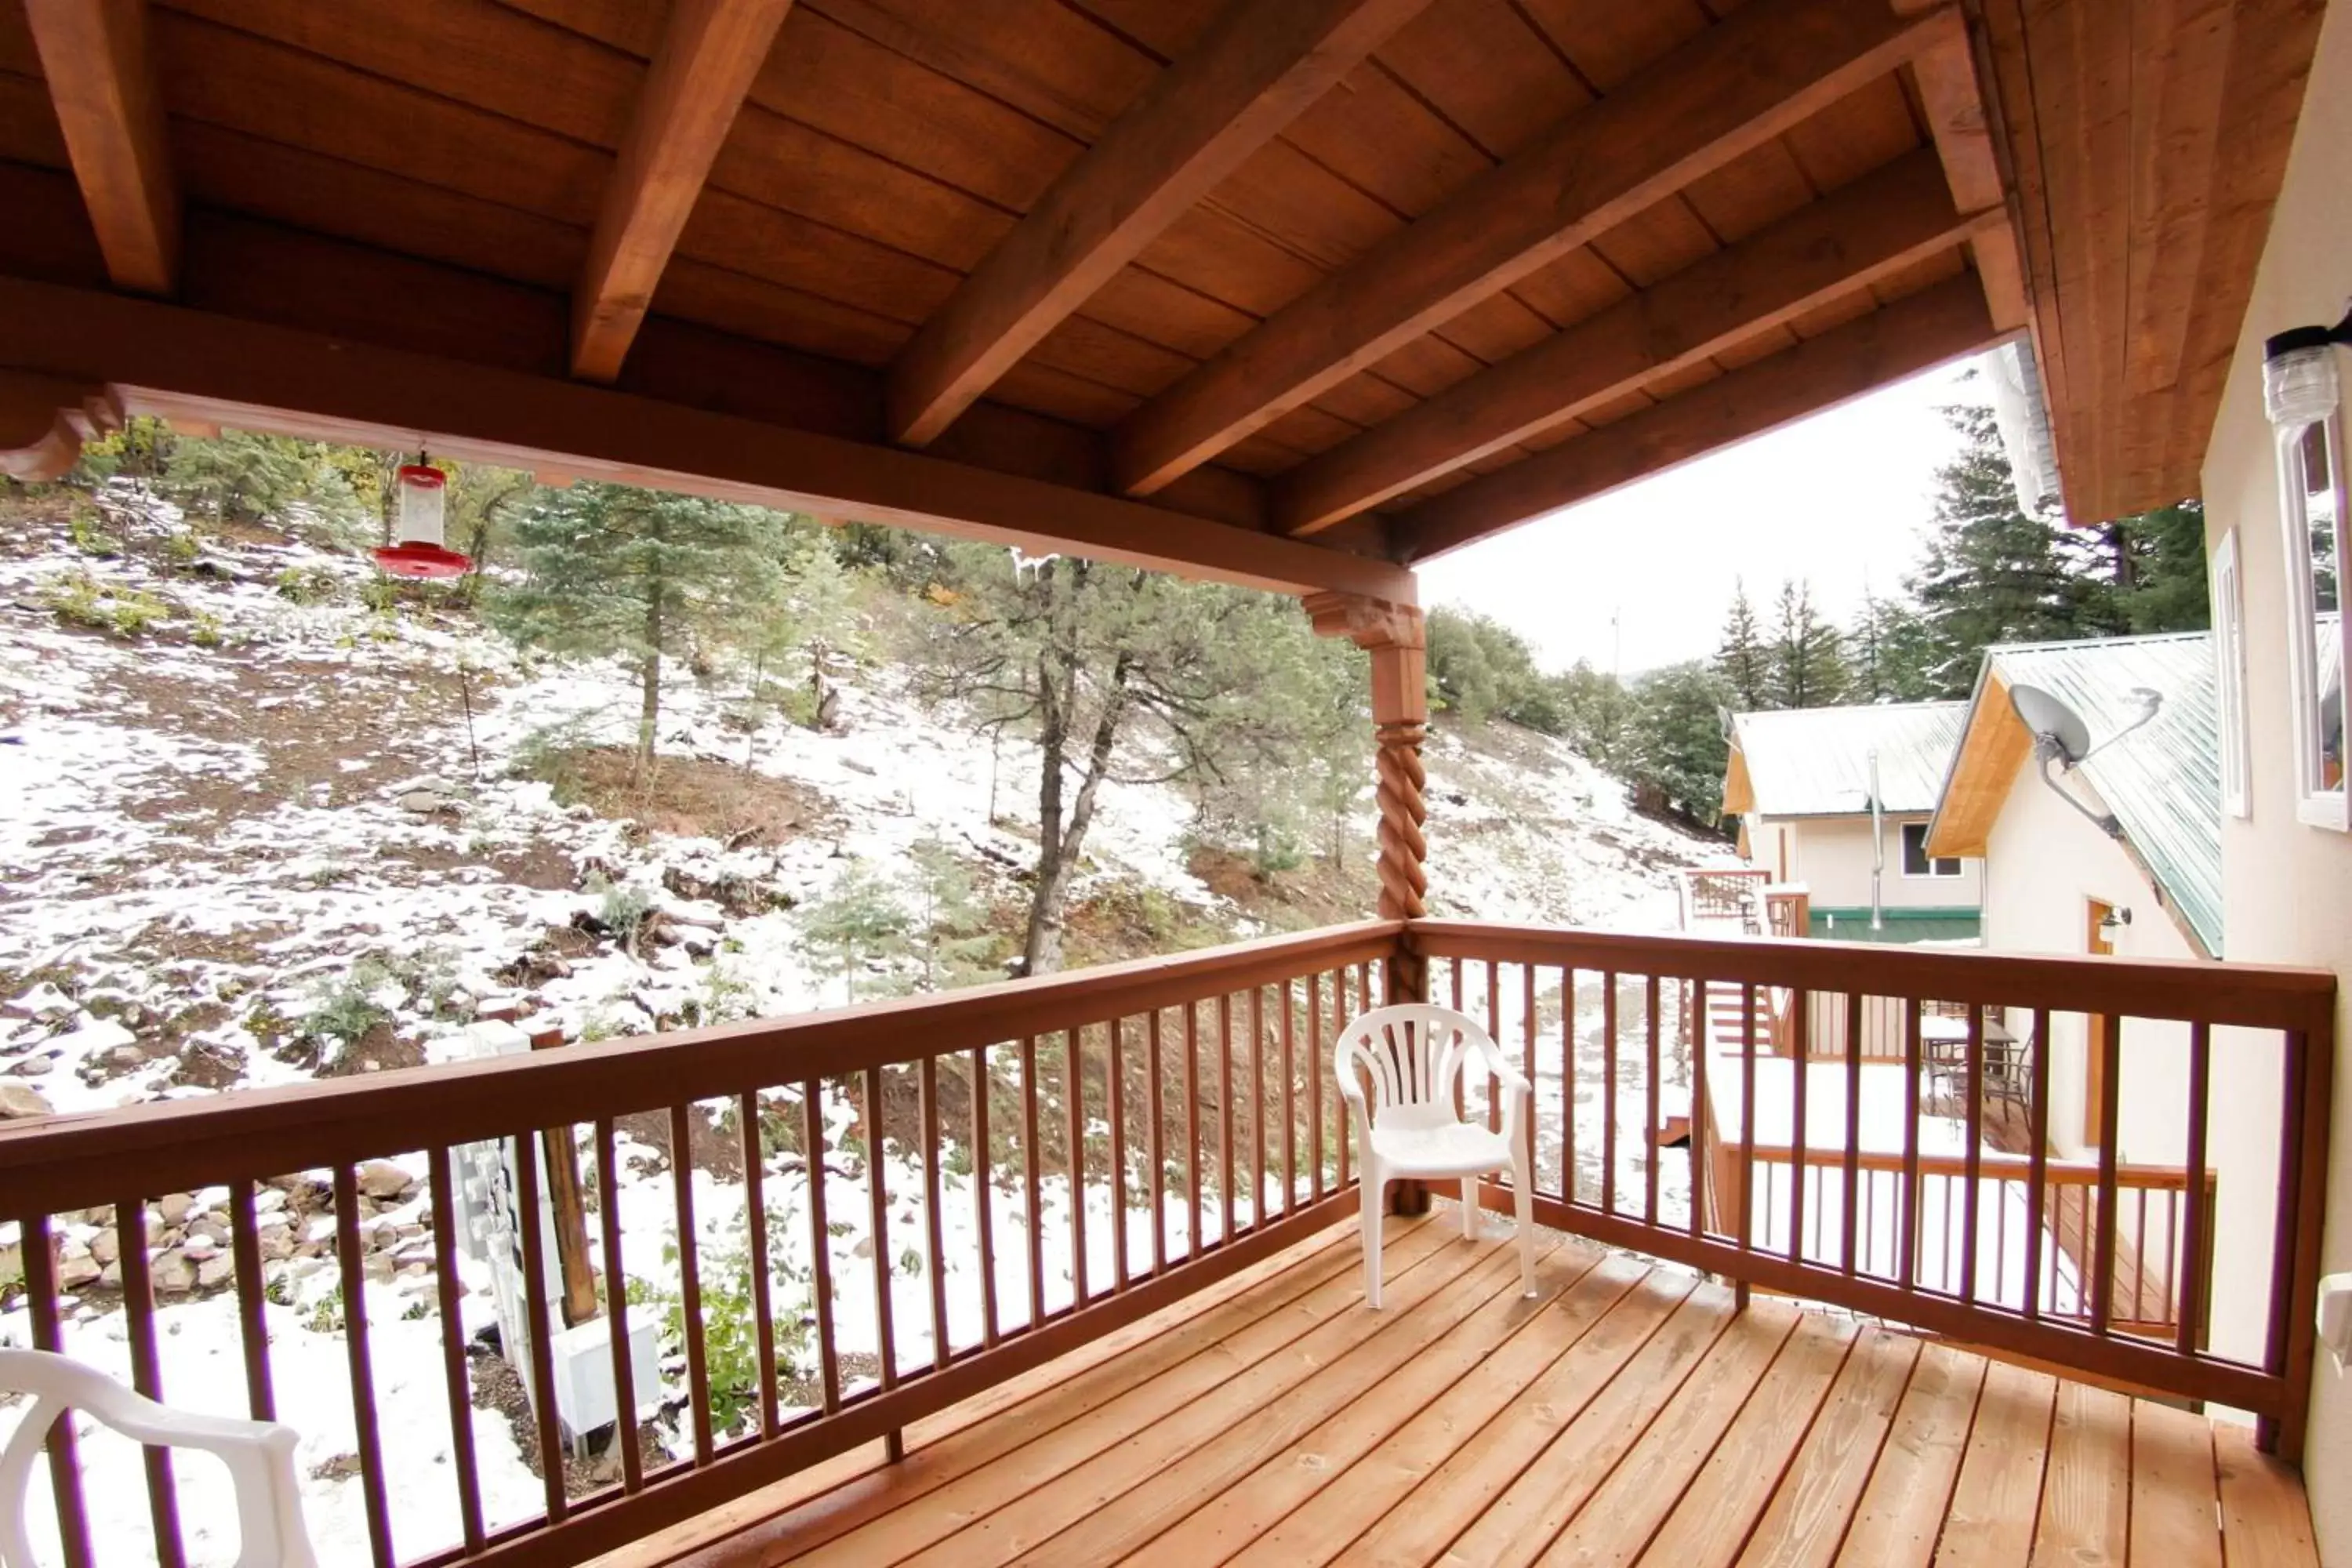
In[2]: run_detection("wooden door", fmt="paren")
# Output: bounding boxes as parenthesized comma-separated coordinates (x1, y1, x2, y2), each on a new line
(2084, 900, 2115, 1145)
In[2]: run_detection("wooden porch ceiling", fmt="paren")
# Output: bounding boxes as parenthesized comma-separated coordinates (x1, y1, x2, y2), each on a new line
(0, 0, 2314, 586)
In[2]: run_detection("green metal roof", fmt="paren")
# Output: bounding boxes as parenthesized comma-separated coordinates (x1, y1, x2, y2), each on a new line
(1730, 702, 1969, 816)
(1977, 632, 2222, 956)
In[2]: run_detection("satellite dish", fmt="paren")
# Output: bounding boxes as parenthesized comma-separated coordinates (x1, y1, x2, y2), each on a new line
(2009, 683, 2093, 764)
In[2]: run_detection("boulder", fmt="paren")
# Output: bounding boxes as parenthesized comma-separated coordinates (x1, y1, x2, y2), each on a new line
(151, 1249, 196, 1295)
(89, 1229, 119, 1265)
(356, 1160, 413, 1200)
(195, 1254, 235, 1290)
(158, 1192, 194, 1225)
(0, 1083, 53, 1119)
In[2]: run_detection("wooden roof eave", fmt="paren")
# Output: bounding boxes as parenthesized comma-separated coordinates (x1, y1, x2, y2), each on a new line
(1926, 665, 2026, 860)
(0, 272, 1413, 602)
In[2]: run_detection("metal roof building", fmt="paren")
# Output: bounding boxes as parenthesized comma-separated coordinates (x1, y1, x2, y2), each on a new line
(1724, 702, 1971, 819)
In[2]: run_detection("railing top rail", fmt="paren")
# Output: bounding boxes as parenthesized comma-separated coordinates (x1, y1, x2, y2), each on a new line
(1407, 920, 2336, 1033)
(1742, 1141, 2210, 1189)
(0, 920, 1402, 1216)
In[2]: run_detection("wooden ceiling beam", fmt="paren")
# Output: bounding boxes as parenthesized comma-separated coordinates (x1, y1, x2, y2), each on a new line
(1275, 148, 1983, 535)
(1109, 0, 1958, 499)
(1907, 7, 2030, 333)
(0, 274, 1410, 601)
(570, 0, 797, 383)
(22, 0, 179, 296)
(1398, 274, 2002, 561)
(886, 0, 1435, 449)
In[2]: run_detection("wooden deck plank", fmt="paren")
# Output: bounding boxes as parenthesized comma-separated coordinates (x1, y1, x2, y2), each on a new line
(877, 1232, 1522, 1566)
(2129, 1401, 2221, 1568)
(1308, 1265, 1706, 1568)
(1147, 1250, 1646, 1565)
(1831, 1343, 1986, 1568)
(1933, 1361, 2056, 1567)
(1441, 1295, 1798, 1568)
(1735, 1327, 1922, 1568)
(2214, 1424, 2321, 1567)
(779, 1216, 1462, 1566)
(2027, 1379, 2129, 1568)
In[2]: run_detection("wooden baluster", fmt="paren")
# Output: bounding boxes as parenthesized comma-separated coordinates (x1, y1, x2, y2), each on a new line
(116, 1196, 188, 1568)
(426, 1149, 492, 1537)
(1109, 1015, 1129, 1287)
(1900, 1000, 1922, 1294)
(971, 1045, 1000, 1348)
(1249, 986, 1267, 1232)
(1066, 1029, 1087, 1299)
(1185, 1002, 1204, 1249)
(1843, 993, 1864, 1278)
(2176, 1022, 2211, 1356)
(1484, 958, 1502, 1133)
(668, 1106, 713, 1465)
(865, 1067, 898, 1403)
(1690, 991, 1708, 1243)
(1564, 968, 1577, 1203)
(1358, 961, 1373, 1014)
(1147, 1012, 1167, 1272)
(22, 1214, 94, 1568)
(590, 1121, 643, 1495)
(1962, 1007, 1984, 1305)
(1022, 1038, 1044, 1323)
(1330, 970, 1351, 1189)
(1739, 985, 1757, 1272)
(803, 1080, 842, 1413)
(2135, 1187, 2152, 1326)
(2090, 1015, 2122, 1336)
(227, 1181, 274, 1422)
(1520, 964, 1537, 1189)
(1790, 992, 1809, 1265)
(1308, 976, 1324, 1202)
(1602, 971, 1620, 1217)
(1645, 976, 1662, 1226)
(920, 1060, 949, 1370)
(740, 1094, 780, 1437)
(1218, 993, 1235, 1243)
(1279, 982, 1296, 1217)
(332, 1171, 398, 1563)
(2024, 1008, 2051, 1319)
(1450, 960, 1466, 1123)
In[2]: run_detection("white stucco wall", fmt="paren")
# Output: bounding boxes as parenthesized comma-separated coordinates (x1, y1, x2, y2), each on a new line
(1979, 757, 2278, 1367)
(1763, 815, 1984, 913)
(2198, 0, 2352, 1544)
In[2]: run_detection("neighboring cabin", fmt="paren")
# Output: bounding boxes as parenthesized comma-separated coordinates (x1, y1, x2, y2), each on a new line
(1721, 702, 1980, 942)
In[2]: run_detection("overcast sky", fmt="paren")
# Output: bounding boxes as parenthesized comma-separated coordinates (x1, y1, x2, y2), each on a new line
(1417, 357, 1994, 677)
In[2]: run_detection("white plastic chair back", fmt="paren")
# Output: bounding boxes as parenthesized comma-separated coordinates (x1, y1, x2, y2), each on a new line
(0, 1348, 318, 1568)
(1336, 1003, 1486, 1132)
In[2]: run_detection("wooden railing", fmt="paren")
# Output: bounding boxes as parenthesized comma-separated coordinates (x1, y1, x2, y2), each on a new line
(0, 922, 1397, 1568)
(1411, 920, 2336, 1458)
(0, 916, 2335, 1568)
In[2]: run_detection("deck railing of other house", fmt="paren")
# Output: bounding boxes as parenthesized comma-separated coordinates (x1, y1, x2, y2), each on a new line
(1411, 920, 2336, 1458)
(0, 922, 1397, 1568)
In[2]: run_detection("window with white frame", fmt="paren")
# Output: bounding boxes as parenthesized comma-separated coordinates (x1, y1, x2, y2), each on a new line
(1900, 822, 1962, 877)
(2265, 333, 2350, 829)
(2212, 528, 2252, 818)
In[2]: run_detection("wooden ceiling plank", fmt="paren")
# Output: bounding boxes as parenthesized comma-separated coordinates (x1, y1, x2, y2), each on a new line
(887, 0, 1434, 447)
(1276, 147, 1983, 534)
(1109, 0, 1957, 498)
(22, 0, 178, 295)
(1398, 272, 2001, 560)
(1909, 7, 2031, 333)
(571, 0, 797, 383)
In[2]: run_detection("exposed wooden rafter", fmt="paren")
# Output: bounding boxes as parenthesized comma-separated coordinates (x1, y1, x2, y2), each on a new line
(1276, 148, 1984, 535)
(0, 274, 1411, 601)
(22, 0, 179, 296)
(1907, 5, 2030, 332)
(1109, 0, 1958, 499)
(886, 0, 1435, 449)
(570, 0, 797, 383)
(1399, 274, 2002, 561)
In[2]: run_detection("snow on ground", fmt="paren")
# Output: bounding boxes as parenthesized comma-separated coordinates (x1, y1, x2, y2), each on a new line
(0, 488, 1715, 1565)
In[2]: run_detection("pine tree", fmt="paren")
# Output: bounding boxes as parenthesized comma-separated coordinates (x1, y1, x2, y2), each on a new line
(1847, 591, 1941, 702)
(492, 481, 788, 778)
(795, 860, 910, 1004)
(1628, 661, 1736, 823)
(1714, 581, 1771, 710)
(2093, 501, 2212, 634)
(905, 834, 1001, 990)
(1768, 579, 1849, 709)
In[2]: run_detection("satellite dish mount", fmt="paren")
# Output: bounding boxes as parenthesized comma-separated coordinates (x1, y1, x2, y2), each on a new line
(2007, 683, 2163, 840)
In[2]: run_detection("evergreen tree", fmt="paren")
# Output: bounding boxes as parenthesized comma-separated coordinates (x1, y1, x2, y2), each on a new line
(1767, 579, 1849, 709)
(1555, 661, 1635, 771)
(1846, 591, 1941, 702)
(1627, 661, 1735, 823)
(492, 481, 788, 778)
(795, 860, 910, 1004)
(905, 835, 1000, 990)
(735, 526, 864, 760)
(1714, 580, 1771, 710)
(2091, 501, 2211, 634)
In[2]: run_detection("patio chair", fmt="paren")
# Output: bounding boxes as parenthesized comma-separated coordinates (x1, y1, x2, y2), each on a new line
(0, 1348, 317, 1568)
(1336, 1004, 1537, 1308)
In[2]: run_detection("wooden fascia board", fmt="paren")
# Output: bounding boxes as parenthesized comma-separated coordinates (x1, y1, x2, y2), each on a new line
(571, 0, 797, 383)
(1722, 744, 1756, 816)
(0, 275, 1413, 601)
(885, 0, 1435, 448)
(1107, 0, 1956, 498)
(22, 0, 179, 296)
(1399, 274, 2003, 561)
(1924, 668, 2027, 860)
(1275, 147, 1987, 535)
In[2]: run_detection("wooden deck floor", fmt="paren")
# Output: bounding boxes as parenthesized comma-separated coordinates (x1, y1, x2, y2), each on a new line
(607, 1210, 2318, 1568)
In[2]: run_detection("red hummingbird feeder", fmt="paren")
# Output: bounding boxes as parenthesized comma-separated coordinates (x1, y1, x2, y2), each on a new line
(371, 461, 471, 579)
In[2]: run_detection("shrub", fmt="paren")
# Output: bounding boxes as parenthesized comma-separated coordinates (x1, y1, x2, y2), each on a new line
(649, 1207, 816, 1440)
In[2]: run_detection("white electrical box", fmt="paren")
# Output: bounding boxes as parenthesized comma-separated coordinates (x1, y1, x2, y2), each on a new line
(2320, 1272, 2352, 1372)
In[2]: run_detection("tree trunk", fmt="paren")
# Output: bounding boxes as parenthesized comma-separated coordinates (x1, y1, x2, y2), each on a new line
(636, 583, 662, 784)
(1023, 648, 1131, 976)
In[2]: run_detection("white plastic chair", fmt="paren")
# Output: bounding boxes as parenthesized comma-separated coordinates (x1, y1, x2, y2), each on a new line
(1336, 1004, 1537, 1308)
(0, 1348, 318, 1568)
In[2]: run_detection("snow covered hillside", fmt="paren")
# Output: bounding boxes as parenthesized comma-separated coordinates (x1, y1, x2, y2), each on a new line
(0, 488, 1719, 1565)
